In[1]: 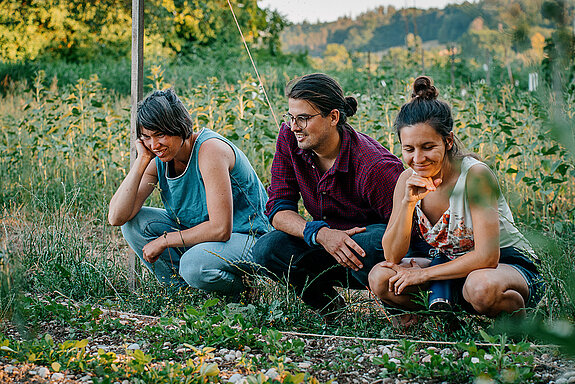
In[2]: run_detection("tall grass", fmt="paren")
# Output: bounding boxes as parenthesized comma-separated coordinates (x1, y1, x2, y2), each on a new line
(0, 63, 573, 329)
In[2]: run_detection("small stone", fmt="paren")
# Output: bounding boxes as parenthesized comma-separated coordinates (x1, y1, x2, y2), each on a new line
(484, 353, 493, 360)
(422, 355, 432, 363)
(235, 350, 242, 358)
(471, 357, 480, 364)
(52, 372, 65, 380)
(176, 348, 185, 354)
(127, 343, 140, 350)
(80, 375, 92, 382)
(380, 346, 391, 356)
(228, 373, 243, 383)
(122, 380, 130, 384)
(4, 365, 16, 373)
(224, 353, 236, 362)
(298, 362, 311, 369)
(264, 368, 279, 379)
(389, 358, 401, 365)
(29, 370, 37, 375)
(38, 367, 50, 378)
(440, 348, 452, 356)
(284, 357, 292, 363)
(220, 348, 229, 355)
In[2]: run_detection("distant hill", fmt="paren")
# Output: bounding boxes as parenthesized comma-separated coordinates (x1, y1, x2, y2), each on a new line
(279, 0, 552, 56)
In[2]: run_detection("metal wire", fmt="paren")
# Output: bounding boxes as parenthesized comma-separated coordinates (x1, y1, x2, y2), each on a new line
(226, 0, 280, 130)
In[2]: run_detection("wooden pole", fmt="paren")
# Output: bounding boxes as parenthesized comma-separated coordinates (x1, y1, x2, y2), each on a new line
(129, 0, 144, 290)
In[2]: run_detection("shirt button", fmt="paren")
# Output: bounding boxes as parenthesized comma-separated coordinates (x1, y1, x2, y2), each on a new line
(321, 191, 326, 195)
(322, 216, 327, 220)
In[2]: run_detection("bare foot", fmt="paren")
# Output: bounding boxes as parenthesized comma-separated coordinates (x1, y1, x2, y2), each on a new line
(391, 313, 420, 329)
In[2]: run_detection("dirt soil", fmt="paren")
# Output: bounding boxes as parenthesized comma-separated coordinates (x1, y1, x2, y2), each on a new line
(1, 307, 574, 384)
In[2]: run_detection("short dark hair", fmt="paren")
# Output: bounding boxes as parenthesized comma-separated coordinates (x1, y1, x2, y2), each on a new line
(394, 76, 466, 159)
(286, 73, 357, 133)
(136, 88, 193, 140)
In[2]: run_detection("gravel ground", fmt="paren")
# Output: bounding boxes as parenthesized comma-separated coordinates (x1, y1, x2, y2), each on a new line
(1, 307, 574, 383)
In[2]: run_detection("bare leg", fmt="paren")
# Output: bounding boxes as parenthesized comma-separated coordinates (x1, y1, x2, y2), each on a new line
(462, 264, 529, 317)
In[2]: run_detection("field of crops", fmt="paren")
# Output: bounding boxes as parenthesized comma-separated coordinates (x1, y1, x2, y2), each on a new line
(1, 59, 574, 382)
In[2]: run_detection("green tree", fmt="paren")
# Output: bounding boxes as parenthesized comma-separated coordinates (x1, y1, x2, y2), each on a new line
(322, 43, 351, 70)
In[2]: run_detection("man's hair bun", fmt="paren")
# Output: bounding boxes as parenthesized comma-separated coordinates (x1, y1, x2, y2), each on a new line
(344, 96, 358, 117)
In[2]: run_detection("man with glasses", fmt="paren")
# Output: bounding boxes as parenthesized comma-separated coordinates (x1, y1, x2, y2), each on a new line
(252, 73, 404, 319)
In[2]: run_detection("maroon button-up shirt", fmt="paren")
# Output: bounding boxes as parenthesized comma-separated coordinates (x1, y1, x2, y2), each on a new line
(265, 123, 404, 230)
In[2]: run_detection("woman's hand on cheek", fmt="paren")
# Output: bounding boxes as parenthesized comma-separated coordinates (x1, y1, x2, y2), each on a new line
(136, 139, 156, 162)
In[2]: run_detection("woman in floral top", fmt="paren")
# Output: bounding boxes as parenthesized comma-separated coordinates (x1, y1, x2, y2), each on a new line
(368, 76, 544, 317)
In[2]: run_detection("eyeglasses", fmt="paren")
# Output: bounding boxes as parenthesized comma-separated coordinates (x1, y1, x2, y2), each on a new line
(282, 113, 322, 129)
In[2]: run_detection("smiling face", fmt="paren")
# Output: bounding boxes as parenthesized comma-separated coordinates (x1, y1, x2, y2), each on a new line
(287, 98, 339, 153)
(400, 123, 453, 178)
(139, 127, 185, 162)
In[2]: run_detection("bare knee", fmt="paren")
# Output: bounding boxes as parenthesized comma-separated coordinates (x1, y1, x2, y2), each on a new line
(463, 270, 502, 315)
(368, 265, 396, 299)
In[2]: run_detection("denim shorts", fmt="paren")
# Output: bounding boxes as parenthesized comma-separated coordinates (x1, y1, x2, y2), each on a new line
(410, 239, 545, 309)
(499, 247, 545, 308)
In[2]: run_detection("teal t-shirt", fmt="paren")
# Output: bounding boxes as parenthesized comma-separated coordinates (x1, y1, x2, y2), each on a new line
(156, 128, 269, 236)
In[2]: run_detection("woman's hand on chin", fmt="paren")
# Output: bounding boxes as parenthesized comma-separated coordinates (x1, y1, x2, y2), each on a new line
(404, 171, 442, 203)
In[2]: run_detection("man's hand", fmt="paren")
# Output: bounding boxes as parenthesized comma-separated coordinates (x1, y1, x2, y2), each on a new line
(316, 227, 367, 271)
(381, 260, 429, 295)
(142, 237, 167, 263)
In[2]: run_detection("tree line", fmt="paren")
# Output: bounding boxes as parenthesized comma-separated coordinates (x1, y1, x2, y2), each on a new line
(0, 0, 286, 63)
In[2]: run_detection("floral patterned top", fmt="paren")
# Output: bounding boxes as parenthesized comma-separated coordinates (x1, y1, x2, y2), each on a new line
(415, 156, 535, 260)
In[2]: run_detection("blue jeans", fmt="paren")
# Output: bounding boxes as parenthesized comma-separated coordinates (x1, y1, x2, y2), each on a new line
(251, 224, 388, 310)
(121, 206, 259, 295)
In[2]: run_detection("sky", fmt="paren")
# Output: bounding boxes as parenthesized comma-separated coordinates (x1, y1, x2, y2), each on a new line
(258, 0, 476, 24)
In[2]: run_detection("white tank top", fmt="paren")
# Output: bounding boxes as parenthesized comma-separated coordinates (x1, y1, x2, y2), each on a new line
(415, 156, 536, 260)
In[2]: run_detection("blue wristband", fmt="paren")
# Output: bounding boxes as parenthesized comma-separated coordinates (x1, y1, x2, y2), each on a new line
(303, 221, 330, 247)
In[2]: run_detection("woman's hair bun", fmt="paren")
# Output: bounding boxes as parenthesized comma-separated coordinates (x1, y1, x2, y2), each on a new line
(411, 76, 439, 101)
(343, 96, 358, 117)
